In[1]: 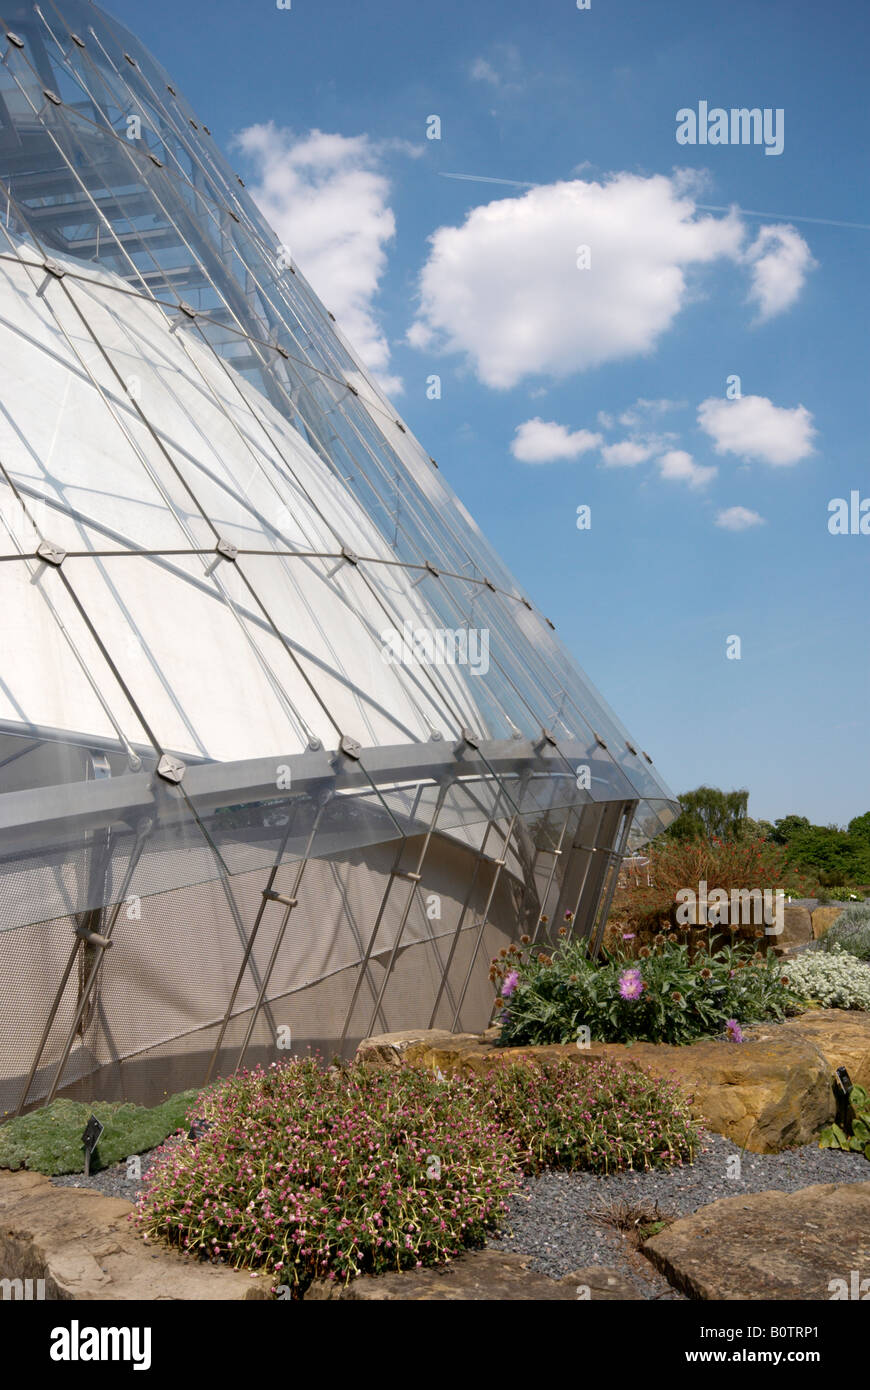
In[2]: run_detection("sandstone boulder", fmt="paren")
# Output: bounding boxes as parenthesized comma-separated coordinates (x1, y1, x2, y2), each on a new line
(751, 1008, 870, 1091)
(305, 1249, 639, 1300)
(354, 1029, 479, 1070)
(774, 905, 813, 954)
(644, 1183, 870, 1300)
(0, 1170, 272, 1300)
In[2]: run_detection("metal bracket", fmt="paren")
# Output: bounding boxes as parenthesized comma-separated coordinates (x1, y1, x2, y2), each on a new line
(169, 303, 197, 334)
(340, 546, 359, 566)
(338, 735, 362, 760)
(44, 89, 62, 106)
(262, 890, 298, 908)
(460, 728, 481, 750)
(216, 538, 238, 561)
(75, 927, 113, 949)
(37, 541, 66, 567)
(156, 754, 186, 784)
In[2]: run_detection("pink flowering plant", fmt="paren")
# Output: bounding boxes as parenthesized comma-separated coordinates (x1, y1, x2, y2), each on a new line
(479, 1056, 697, 1176)
(133, 1052, 700, 1292)
(492, 934, 802, 1047)
(133, 1059, 519, 1295)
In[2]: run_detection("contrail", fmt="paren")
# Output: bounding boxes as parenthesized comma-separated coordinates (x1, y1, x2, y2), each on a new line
(436, 172, 870, 230)
(438, 172, 538, 188)
(695, 204, 870, 231)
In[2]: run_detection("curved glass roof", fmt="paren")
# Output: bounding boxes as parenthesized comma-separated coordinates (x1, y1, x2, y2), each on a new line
(0, 1, 678, 861)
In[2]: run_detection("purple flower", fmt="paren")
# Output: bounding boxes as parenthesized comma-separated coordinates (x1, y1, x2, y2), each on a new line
(618, 968, 644, 1001)
(622, 933, 636, 940)
(725, 1019, 744, 1043)
(501, 970, 519, 998)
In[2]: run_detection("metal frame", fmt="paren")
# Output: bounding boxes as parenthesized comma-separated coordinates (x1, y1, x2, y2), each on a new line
(0, 2, 676, 1113)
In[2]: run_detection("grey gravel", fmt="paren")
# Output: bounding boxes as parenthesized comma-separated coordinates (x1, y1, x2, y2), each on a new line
(488, 1130, 869, 1298)
(52, 1135, 182, 1202)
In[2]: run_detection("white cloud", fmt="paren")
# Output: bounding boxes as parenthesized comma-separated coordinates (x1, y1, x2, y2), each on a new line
(510, 417, 602, 463)
(234, 123, 402, 392)
(698, 395, 816, 466)
(601, 439, 654, 467)
(658, 449, 717, 489)
(470, 58, 499, 85)
(744, 224, 816, 322)
(618, 398, 685, 428)
(409, 174, 743, 389)
(469, 45, 523, 90)
(715, 506, 766, 530)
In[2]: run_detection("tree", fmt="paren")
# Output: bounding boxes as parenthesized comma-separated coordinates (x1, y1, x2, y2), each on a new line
(665, 786, 749, 843)
(848, 812, 870, 843)
(769, 815, 812, 845)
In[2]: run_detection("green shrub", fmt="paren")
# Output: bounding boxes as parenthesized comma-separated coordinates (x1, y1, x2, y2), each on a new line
(0, 1092, 199, 1176)
(817, 902, 870, 961)
(786, 946, 870, 1010)
(820, 1084, 870, 1160)
(819, 886, 866, 903)
(493, 936, 802, 1047)
(479, 1056, 698, 1175)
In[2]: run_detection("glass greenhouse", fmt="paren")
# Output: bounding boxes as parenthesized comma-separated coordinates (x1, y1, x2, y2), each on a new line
(0, 0, 678, 1113)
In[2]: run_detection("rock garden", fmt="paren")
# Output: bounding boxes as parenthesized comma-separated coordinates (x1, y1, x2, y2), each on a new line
(2, 881, 869, 1301)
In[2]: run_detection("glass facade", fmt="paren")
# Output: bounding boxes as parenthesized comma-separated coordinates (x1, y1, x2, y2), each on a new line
(0, 1, 678, 1111)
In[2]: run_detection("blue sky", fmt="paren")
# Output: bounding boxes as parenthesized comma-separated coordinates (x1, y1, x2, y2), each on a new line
(108, 0, 870, 826)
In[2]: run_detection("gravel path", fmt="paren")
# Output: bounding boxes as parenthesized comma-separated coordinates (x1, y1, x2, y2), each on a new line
(487, 1131, 869, 1298)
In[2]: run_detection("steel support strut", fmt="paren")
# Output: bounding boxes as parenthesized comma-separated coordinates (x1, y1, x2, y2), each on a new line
(231, 799, 327, 1075)
(24, 818, 152, 1114)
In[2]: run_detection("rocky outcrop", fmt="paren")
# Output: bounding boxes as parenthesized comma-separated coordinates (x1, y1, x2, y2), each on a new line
(643, 1183, 870, 1300)
(0, 1170, 272, 1300)
(304, 1249, 641, 1300)
(775, 905, 814, 954)
(755, 1008, 870, 1091)
(357, 1014, 870, 1152)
